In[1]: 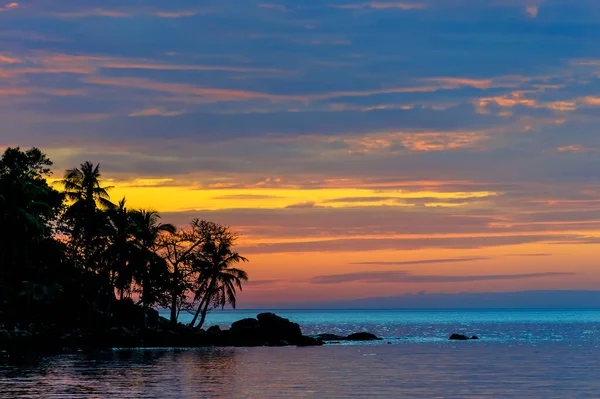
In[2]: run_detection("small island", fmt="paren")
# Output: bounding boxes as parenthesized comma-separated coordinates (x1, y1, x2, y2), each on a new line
(0, 147, 379, 355)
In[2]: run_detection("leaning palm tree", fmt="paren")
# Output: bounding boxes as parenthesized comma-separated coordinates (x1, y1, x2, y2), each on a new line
(189, 235, 248, 329)
(61, 161, 114, 270)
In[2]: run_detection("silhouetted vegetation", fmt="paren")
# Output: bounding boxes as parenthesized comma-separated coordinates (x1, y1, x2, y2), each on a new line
(0, 147, 249, 348)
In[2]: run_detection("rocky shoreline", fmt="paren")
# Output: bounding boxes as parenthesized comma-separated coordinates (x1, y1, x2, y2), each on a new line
(0, 312, 382, 356)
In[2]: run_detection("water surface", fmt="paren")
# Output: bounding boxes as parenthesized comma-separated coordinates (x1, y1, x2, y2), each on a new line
(2, 309, 600, 398)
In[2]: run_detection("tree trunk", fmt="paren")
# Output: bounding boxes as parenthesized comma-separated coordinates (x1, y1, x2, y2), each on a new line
(189, 297, 205, 327)
(170, 291, 178, 326)
(169, 263, 179, 326)
(196, 299, 212, 330)
(190, 279, 215, 328)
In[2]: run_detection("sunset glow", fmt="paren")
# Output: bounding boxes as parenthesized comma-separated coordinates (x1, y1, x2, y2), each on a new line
(3, 0, 600, 307)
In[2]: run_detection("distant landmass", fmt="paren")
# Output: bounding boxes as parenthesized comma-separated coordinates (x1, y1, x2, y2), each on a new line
(241, 290, 600, 309)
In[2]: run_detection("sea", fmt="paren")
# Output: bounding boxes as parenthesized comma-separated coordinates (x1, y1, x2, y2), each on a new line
(2, 309, 600, 398)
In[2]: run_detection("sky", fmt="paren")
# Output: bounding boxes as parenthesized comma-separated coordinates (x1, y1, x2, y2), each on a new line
(2, 0, 600, 307)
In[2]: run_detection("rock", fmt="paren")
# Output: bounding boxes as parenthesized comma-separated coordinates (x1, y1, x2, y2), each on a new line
(230, 313, 323, 346)
(346, 332, 382, 341)
(449, 333, 470, 341)
(256, 313, 303, 343)
(315, 333, 346, 341)
(207, 325, 222, 334)
(230, 318, 263, 346)
(471, 335, 479, 340)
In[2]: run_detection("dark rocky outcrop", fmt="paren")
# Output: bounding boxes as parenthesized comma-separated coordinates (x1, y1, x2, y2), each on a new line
(229, 313, 320, 347)
(346, 332, 382, 341)
(449, 333, 473, 341)
(1, 312, 387, 354)
(257, 312, 303, 342)
(471, 335, 479, 340)
(313, 332, 383, 342)
(315, 333, 346, 341)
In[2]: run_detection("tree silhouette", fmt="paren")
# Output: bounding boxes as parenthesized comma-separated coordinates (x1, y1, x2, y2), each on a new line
(188, 220, 248, 329)
(61, 161, 114, 270)
(129, 209, 175, 321)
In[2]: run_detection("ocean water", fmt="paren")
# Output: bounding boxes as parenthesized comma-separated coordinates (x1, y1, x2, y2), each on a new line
(2, 309, 600, 398)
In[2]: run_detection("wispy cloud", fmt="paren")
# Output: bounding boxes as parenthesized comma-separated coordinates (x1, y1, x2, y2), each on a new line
(350, 256, 490, 266)
(50, 9, 130, 18)
(0, 54, 22, 64)
(129, 108, 184, 117)
(330, 2, 426, 10)
(0, 2, 17, 12)
(155, 11, 200, 18)
(556, 145, 594, 153)
(310, 271, 575, 284)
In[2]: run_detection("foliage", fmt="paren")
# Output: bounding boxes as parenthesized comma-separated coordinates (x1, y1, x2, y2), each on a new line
(0, 147, 248, 332)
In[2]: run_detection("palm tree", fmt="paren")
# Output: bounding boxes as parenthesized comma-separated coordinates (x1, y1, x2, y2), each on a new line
(105, 197, 136, 299)
(61, 161, 114, 270)
(129, 210, 176, 320)
(189, 235, 248, 329)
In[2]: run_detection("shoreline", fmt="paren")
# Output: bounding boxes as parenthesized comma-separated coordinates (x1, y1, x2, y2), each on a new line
(1, 312, 382, 357)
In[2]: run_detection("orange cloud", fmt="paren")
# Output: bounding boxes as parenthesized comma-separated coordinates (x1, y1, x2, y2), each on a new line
(579, 96, 600, 106)
(400, 132, 488, 152)
(526, 6, 538, 17)
(0, 2, 17, 12)
(0, 54, 22, 64)
(129, 107, 185, 117)
(556, 145, 594, 153)
(476, 92, 577, 113)
(421, 77, 494, 89)
(342, 131, 489, 154)
(82, 76, 449, 103)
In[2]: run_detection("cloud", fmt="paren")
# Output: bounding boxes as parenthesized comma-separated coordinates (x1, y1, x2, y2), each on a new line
(310, 271, 576, 284)
(526, 6, 538, 17)
(324, 196, 398, 203)
(330, 2, 426, 10)
(285, 201, 318, 209)
(213, 194, 284, 200)
(556, 145, 594, 153)
(155, 11, 200, 18)
(81, 76, 468, 104)
(350, 256, 490, 266)
(239, 234, 578, 254)
(0, 2, 17, 12)
(244, 279, 285, 287)
(50, 9, 130, 18)
(0, 54, 22, 64)
(129, 108, 184, 117)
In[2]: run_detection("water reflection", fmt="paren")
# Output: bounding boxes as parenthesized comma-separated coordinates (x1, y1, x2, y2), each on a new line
(2, 344, 600, 398)
(1, 349, 239, 398)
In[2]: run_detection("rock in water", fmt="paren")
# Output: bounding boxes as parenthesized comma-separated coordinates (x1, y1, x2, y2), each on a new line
(256, 312, 303, 343)
(471, 335, 479, 340)
(315, 333, 346, 341)
(345, 332, 382, 341)
(230, 318, 263, 346)
(449, 333, 470, 341)
(229, 314, 321, 346)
